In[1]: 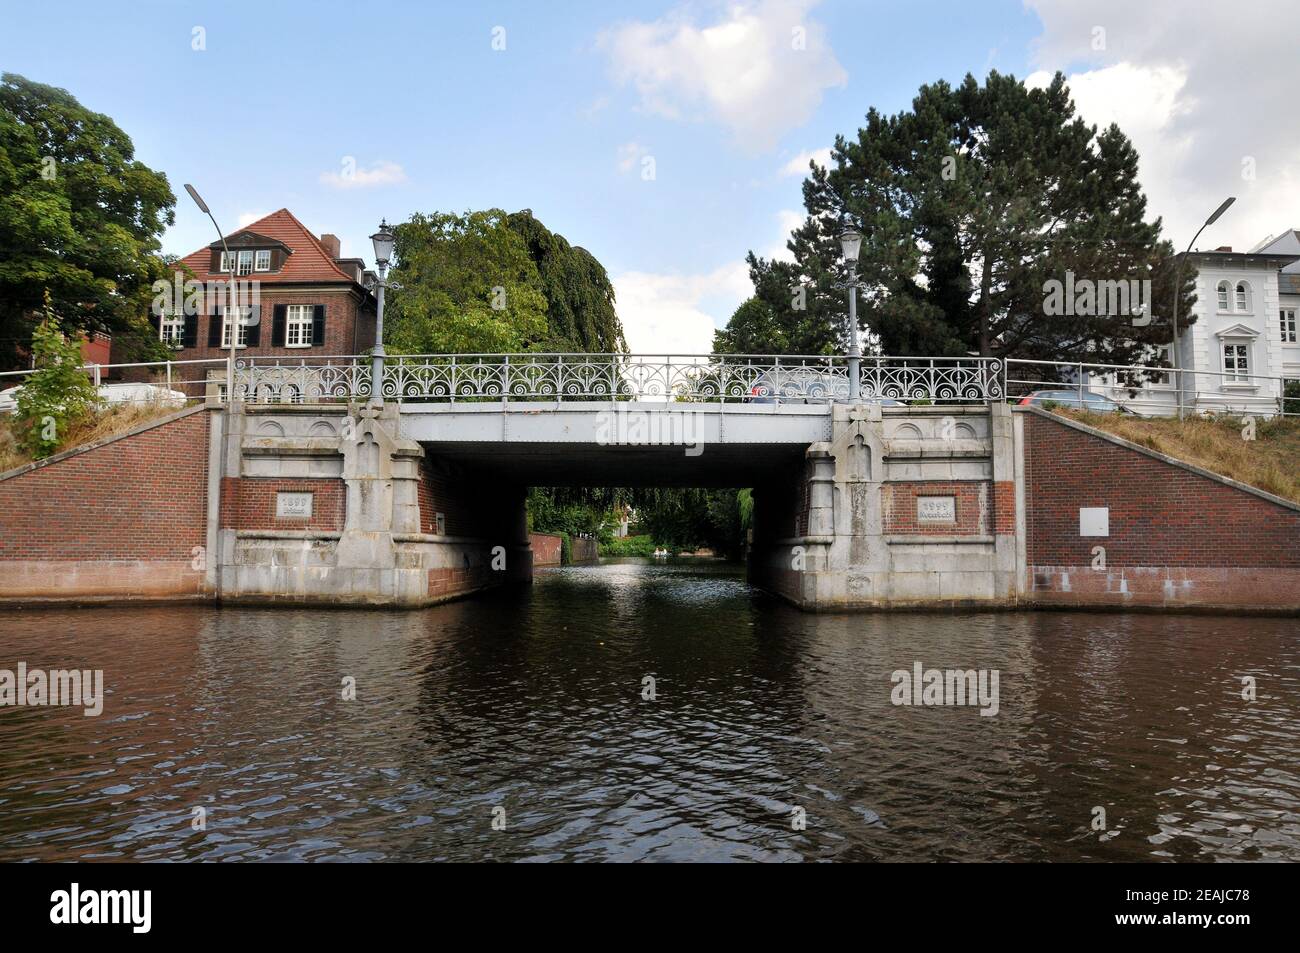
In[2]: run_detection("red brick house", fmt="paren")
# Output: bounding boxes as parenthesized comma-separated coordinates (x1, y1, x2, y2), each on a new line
(141, 209, 377, 370)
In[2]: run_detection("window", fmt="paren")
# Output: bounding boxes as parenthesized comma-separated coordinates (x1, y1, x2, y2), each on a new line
(1217, 281, 1230, 311)
(1282, 308, 1298, 344)
(286, 304, 314, 347)
(1235, 281, 1251, 312)
(219, 252, 232, 273)
(255, 249, 272, 272)
(237, 250, 254, 276)
(1223, 342, 1250, 382)
(159, 312, 184, 347)
(222, 307, 249, 348)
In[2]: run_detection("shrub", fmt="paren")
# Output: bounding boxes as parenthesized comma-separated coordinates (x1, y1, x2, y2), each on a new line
(14, 302, 101, 459)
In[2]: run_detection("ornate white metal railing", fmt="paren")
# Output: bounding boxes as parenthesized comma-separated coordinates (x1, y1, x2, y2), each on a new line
(228, 353, 1004, 404)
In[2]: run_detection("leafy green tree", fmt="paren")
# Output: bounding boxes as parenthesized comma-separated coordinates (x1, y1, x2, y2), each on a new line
(0, 73, 176, 369)
(15, 296, 101, 458)
(506, 210, 626, 353)
(714, 254, 842, 357)
(712, 296, 789, 355)
(769, 71, 1190, 366)
(386, 210, 550, 354)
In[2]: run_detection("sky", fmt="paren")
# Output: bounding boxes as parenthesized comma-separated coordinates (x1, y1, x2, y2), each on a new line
(3, 0, 1297, 353)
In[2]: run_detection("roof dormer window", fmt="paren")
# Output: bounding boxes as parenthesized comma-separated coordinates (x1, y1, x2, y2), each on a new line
(255, 249, 271, 272)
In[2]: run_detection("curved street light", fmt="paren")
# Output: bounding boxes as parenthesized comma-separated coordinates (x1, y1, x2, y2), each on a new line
(1171, 197, 1235, 420)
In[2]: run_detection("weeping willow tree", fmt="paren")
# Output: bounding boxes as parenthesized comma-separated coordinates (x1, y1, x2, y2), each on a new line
(506, 210, 627, 353)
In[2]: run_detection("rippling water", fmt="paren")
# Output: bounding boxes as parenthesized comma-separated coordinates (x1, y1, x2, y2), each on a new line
(0, 558, 1297, 862)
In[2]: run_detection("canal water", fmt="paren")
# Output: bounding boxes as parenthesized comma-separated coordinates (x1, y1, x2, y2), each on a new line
(0, 558, 1296, 862)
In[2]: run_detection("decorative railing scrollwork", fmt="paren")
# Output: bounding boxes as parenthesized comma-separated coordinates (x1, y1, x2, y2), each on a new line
(232, 354, 1003, 404)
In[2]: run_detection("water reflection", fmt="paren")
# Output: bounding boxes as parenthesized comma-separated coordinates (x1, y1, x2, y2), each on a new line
(0, 559, 1296, 861)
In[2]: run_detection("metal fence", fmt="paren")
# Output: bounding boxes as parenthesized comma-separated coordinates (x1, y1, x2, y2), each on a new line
(4, 352, 1293, 417)
(1004, 357, 1298, 418)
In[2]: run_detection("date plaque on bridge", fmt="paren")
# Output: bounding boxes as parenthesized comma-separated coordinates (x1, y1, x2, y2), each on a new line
(917, 496, 956, 523)
(276, 492, 313, 520)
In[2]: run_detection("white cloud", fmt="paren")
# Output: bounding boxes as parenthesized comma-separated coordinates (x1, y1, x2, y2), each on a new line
(613, 211, 802, 352)
(597, 0, 847, 152)
(614, 263, 751, 353)
(1026, 0, 1300, 252)
(780, 147, 832, 177)
(318, 159, 408, 190)
(238, 210, 272, 228)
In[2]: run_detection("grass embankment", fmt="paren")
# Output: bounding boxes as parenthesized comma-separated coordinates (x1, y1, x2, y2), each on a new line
(0, 401, 181, 475)
(1052, 408, 1300, 504)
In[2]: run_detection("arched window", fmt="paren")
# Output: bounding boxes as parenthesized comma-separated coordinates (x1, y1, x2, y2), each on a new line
(1217, 281, 1231, 311)
(1235, 281, 1251, 312)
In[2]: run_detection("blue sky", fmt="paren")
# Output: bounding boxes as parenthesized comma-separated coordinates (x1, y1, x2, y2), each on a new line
(4, 0, 1296, 351)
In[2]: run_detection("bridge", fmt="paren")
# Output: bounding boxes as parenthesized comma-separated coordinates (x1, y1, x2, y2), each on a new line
(207, 353, 1014, 609)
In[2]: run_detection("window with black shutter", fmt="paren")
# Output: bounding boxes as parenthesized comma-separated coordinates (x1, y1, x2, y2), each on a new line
(271, 305, 287, 347)
(312, 305, 326, 346)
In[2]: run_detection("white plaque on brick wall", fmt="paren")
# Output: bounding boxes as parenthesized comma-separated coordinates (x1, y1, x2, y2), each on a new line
(276, 492, 313, 519)
(917, 496, 956, 522)
(1079, 506, 1109, 537)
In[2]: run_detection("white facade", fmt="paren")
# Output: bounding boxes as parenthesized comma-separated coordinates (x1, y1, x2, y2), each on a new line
(1102, 234, 1300, 417)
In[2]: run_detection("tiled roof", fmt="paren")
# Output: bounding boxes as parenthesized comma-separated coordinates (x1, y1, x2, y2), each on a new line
(1280, 274, 1300, 295)
(179, 208, 355, 284)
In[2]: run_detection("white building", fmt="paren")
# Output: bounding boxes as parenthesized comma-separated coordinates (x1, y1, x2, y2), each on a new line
(1100, 233, 1300, 416)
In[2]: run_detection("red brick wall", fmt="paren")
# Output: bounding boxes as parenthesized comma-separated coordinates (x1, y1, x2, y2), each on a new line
(992, 481, 1015, 535)
(0, 409, 210, 560)
(1024, 413, 1300, 568)
(219, 477, 345, 532)
(417, 457, 492, 537)
(529, 532, 563, 566)
(882, 481, 989, 535)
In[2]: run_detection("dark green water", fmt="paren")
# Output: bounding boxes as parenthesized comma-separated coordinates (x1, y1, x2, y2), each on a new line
(0, 558, 1296, 862)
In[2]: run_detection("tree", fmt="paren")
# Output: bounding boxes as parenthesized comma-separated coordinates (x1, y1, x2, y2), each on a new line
(712, 296, 788, 355)
(385, 210, 550, 354)
(506, 210, 626, 353)
(768, 71, 1192, 367)
(714, 253, 841, 357)
(14, 294, 101, 458)
(0, 73, 176, 369)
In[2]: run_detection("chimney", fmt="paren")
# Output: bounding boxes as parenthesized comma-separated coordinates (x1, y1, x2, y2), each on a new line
(1215, 245, 1233, 252)
(319, 233, 342, 259)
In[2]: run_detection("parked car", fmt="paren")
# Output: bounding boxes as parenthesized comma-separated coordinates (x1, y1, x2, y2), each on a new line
(744, 369, 903, 405)
(1016, 389, 1131, 413)
(0, 382, 187, 415)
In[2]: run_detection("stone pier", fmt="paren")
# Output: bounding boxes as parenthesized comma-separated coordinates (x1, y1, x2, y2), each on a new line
(749, 403, 1018, 610)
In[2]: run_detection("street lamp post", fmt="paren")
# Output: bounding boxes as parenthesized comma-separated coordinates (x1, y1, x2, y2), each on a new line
(184, 184, 239, 403)
(1172, 196, 1235, 420)
(839, 223, 863, 401)
(369, 220, 395, 404)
